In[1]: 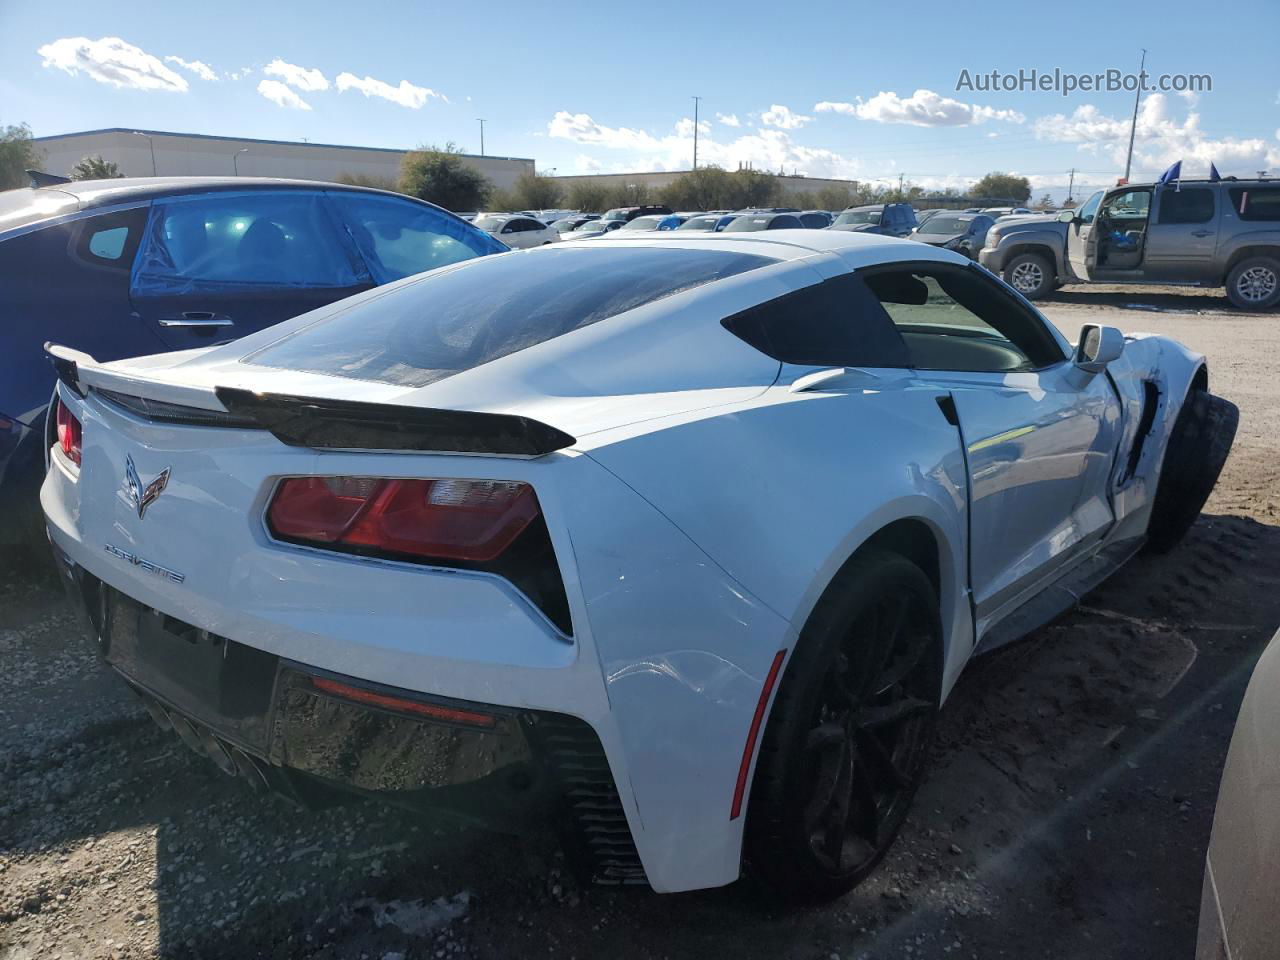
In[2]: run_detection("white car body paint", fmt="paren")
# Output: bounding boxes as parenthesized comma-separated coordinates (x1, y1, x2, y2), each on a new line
(43, 231, 1207, 893)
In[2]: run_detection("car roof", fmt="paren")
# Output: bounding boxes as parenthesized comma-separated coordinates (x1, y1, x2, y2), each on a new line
(569, 227, 969, 269)
(16, 176, 419, 212)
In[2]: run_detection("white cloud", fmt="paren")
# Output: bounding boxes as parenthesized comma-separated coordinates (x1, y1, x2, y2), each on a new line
(335, 72, 442, 108)
(256, 79, 311, 111)
(263, 58, 329, 92)
(549, 110, 857, 179)
(1034, 94, 1280, 178)
(760, 104, 811, 129)
(38, 36, 188, 92)
(717, 113, 741, 128)
(228, 66, 253, 81)
(164, 55, 217, 82)
(675, 117, 711, 137)
(575, 154, 602, 173)
(816, 89, 1024, 127)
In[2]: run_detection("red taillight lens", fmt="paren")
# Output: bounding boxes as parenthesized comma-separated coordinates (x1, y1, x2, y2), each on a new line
(267, 476, 541, 564)
(55, 399, 82, 466)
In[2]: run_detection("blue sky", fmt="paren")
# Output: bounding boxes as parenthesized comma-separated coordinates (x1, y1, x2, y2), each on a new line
(3, 0, 1277, 198)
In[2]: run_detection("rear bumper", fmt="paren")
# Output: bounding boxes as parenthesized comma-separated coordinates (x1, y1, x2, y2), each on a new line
(50, 542, 646, 881)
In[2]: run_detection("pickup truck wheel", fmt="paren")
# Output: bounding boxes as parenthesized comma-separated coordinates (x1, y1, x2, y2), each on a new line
(1225, 256, 1280, 310)
(1145, 388, 1239, 553)
(1003, 253, 1054, 299)
(745, 551, 941, 903)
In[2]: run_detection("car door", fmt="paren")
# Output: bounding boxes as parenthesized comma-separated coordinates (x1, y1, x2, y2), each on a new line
(862, 262, 1121, 638)
(1143, 186, 1220, 282)
(129, 190, 375, 350)
(1065, 190, 1104, 280)
(0, 204, 159, 427)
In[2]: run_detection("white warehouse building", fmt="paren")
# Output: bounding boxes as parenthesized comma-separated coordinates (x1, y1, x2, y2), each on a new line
(31, 128, 536, 191)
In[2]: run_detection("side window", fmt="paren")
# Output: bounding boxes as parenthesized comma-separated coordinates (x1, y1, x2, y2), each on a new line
(73, 207, 147, 270)
(721, 273, 912, 369)
(1101, 190, 1151, 221)
(1229, 187, 1280, 221)
(862, 265, 1065, 373)
(1077, 191, 1103, 225)
(327, 192, 500, 282)
(132, 192, 366, 295)
(769, 215, 801, 229)
(1157, 187, 1215, 224)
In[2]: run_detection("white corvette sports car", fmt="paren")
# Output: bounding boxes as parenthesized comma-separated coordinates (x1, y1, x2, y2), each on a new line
(42, 231, 1236, 899)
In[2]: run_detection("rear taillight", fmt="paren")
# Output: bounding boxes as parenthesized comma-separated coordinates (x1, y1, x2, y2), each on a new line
(267, 476, 541, 564)
(55, 399, 82, 466)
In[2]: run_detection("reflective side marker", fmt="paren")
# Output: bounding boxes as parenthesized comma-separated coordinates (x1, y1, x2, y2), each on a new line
(730, 649, 787, 820)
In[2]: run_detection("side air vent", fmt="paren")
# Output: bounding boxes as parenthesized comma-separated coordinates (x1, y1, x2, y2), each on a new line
(529, 714, 647, 885)
(95, 389, 263, 429)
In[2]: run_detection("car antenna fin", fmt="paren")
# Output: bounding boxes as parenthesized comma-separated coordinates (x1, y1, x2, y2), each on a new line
(26, 169, 73, 188)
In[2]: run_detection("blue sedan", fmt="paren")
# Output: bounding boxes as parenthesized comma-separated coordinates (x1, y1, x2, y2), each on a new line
(0, 176, 504, 549)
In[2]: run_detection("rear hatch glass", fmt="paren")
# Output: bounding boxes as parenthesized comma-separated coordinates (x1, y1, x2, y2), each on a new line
(244, 245, 775, 387)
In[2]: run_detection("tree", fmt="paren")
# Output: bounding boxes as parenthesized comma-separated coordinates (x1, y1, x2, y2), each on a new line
(970, 171, 1032, 204)
(1, 123, 41, 191)
(496, 172, 564, 212)
(565, 179, 610, 213)
(335, 172, 401, 192)
(399, 143, 492, 212)
(70, 155, 124, 180)
(1035, 192, 1055, 210)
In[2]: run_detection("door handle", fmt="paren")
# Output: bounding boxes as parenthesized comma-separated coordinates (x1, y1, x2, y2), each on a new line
(157, 312, 234, 328)
(1191, 229, 1213, 238)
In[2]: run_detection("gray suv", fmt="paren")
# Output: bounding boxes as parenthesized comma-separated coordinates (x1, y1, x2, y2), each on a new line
(978, 179, 1280, 310)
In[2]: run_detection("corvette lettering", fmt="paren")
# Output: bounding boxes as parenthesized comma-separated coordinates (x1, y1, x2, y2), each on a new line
(103, 543, 185, 583)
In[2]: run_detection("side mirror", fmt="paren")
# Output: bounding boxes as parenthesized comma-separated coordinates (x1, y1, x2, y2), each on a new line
(1058, 209, 1077, 223)
(1075, 324, 1124, 374)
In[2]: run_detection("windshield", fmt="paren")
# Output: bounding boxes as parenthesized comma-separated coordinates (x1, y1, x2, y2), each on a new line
(723, 216, 772, 232)
(678, 216, 720, 231)
(472, 216, 507, 231)
(246, 247, 775, 387)
(602, 208, 631, 221)
(919, 216, 973, 235)
(573, 222, 606, 233)
(620, 216, 663, 231)
(835, 210, 880, 225)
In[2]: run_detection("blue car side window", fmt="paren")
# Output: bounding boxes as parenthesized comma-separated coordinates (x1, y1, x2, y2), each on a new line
(325, 192, 505, 284)
(132, 192, 369, 297)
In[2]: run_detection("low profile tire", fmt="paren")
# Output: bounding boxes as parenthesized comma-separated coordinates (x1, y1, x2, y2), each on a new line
(1002, 252, 1054, 299)
(745, 551, 942, 903)
(1225, 256, 1280, 311)
(1145, 387, 1239, 553)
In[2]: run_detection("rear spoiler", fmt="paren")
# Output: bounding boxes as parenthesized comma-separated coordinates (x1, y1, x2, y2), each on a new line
(44, 344, 575, 457)
(214, 388, 577, 457)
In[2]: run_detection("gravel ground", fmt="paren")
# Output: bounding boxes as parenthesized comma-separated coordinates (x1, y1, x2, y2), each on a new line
(2, 286, 1278, 960)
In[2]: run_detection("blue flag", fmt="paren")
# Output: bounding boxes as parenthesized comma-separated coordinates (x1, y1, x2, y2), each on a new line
(1156, 160, 1182, 187)
(1209, 162, 1222, 182)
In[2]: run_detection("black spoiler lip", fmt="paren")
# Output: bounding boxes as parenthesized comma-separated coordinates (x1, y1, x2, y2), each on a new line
(214, 387, 577, 457)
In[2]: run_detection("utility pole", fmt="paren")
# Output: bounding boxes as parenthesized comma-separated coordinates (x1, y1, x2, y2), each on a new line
(897, 172, 905, 199)
(131, 131, 156, 176)
(691, 96, 701, 170)
(1123, 49, 1147, 183)
(476, 119, 486, 156)
(1066, 167, 1076, 204)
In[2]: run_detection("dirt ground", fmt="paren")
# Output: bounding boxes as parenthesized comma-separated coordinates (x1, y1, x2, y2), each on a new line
(2, 285, 1278, 960)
